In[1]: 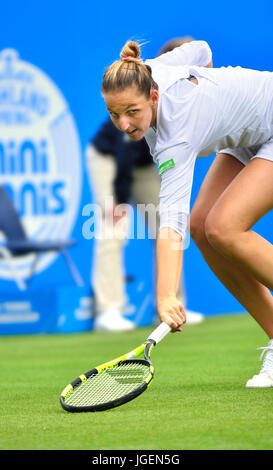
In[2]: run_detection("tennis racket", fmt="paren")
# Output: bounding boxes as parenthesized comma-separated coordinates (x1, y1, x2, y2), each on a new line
(60, 322, 171, 412)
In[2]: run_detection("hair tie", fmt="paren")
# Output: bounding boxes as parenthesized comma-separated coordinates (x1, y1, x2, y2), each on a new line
(121, 55, 136, 59)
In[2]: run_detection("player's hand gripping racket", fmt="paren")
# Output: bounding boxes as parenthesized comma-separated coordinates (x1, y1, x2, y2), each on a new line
(60, 322, 171, 412)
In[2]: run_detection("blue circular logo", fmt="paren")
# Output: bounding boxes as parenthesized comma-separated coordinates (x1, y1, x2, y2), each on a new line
(0, 49, 82, 280)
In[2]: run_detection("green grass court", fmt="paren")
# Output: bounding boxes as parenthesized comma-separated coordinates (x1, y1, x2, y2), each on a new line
(1, 313, 273, 450)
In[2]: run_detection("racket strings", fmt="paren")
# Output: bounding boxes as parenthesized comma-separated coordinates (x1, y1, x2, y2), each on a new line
(64, 361, 151, 407)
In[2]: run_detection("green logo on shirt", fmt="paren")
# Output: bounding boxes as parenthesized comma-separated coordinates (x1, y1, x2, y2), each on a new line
(158, 158, 175, 175)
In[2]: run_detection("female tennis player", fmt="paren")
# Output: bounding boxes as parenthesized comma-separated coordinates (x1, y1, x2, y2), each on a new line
(101, 39, 273, 388)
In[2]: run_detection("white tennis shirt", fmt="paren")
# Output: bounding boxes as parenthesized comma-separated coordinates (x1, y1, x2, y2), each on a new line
(144, 42, 273, 237)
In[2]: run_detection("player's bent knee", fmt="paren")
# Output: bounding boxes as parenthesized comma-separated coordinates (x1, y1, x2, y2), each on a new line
(188, 211, 207, 245)
(204, 215, 236, 253)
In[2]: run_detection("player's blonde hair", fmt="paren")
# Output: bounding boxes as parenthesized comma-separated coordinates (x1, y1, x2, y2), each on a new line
(102, 41, 158, 98)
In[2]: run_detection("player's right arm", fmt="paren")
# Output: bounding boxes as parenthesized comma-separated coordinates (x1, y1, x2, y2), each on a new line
(156, 227, 185, 331)
(155, 142, 197, 331)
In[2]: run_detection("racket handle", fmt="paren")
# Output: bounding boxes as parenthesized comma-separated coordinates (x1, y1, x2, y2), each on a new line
(147, 322, 171, 345)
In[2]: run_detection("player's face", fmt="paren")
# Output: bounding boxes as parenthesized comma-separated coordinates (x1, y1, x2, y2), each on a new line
(104, 85, 159, 141)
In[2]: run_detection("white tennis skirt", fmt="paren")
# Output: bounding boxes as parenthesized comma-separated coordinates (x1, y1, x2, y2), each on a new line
(218, 135, 273, 166)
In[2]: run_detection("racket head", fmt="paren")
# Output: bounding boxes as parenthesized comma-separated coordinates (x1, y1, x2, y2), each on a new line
(60, 358, 154, 413)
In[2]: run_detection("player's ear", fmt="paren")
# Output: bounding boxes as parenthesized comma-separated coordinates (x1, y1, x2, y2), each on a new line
(150, 88, 159, 105)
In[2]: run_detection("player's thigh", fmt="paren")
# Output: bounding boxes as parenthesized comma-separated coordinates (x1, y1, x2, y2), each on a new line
(189, 153, 244, 241)
(206, 157, 273, 236)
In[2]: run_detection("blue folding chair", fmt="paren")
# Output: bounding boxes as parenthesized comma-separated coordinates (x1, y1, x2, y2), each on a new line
(0, 186, 84, 290)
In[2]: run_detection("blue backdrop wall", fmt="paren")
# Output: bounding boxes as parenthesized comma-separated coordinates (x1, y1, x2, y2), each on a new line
(0, 0, 272, 334)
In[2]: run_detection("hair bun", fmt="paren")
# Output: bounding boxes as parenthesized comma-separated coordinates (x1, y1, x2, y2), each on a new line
(120, 41, 142, 62)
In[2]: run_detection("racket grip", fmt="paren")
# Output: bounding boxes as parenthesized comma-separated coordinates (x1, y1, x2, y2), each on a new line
(147, 322, 171, 345)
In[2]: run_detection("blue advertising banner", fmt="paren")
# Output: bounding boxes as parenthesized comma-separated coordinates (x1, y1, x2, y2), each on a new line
(0, 47, 95, 334)
(0, 42, 156, 335)
(0, 0, 272, 335)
